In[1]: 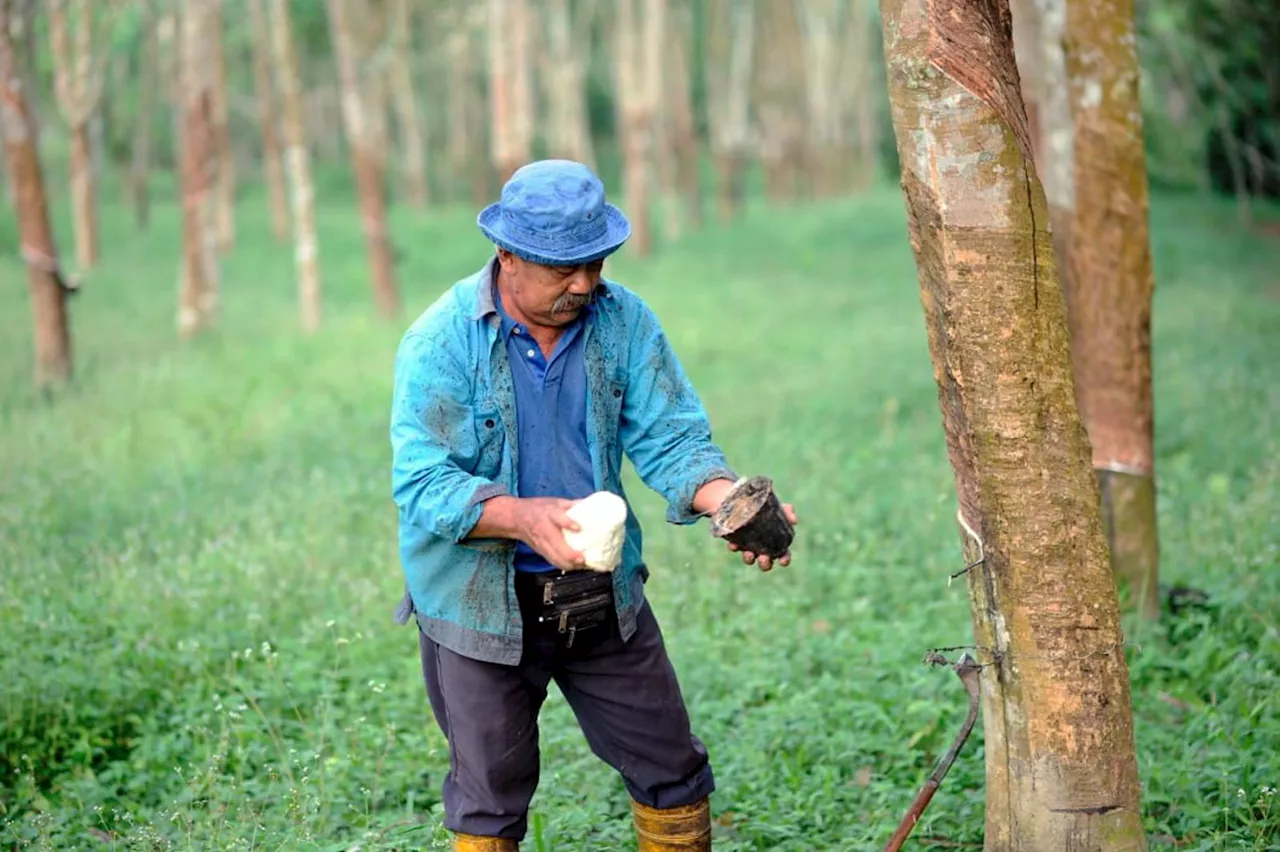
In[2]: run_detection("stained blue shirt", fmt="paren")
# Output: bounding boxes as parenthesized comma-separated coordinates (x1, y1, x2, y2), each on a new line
(494, 290, 596, 572)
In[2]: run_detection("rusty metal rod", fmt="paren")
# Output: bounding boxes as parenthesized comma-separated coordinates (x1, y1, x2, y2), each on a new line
(883, 653, 983, 852)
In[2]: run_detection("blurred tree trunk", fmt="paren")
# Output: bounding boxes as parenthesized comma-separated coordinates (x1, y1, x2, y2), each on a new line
(2, 0, 73, 388)
(489, 0, 533, 184)
(269, 0, 321, 332)
(795, 0, 841, 195)
(612, 0, 654, 255)
(209, 0, 234, 251)
(248, 0, 289, 242)
(837, 0, 877, 191)
(540, 0, 596, 169)
(177, 0, 220, 338)
(668, 0, 703, 230)
(49, 0, 115, 271)
(644, 0, 680, 243)
(705, 0, 754, 221)
(388, 0, 428, 207)
(1013, 0, 1160, 619)
(880, 1, 1148, 850)
(753, 0, 807, 200)
(1061, 0, 1159, 620)
(128, 0, 157, 229)
(327, 0, 398, 318)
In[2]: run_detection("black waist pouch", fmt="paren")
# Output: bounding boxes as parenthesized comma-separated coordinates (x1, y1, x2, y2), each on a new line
(516, 569, 615, 644)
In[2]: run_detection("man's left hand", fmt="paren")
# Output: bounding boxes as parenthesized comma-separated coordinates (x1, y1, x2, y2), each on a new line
(725, 502, 798, 572)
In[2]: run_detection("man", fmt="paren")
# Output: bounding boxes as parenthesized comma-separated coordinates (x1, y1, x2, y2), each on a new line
(389, 159, 797, 851)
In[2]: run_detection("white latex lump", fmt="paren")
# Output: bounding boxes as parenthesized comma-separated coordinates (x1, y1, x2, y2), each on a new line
(562, 491, 628, 572)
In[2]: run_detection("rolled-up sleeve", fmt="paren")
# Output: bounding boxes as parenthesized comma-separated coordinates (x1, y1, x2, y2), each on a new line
(390, 330, 507, 542)
(618, 301, 736, 525)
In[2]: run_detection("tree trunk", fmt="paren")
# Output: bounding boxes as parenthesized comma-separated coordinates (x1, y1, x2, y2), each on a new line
(1060, 0, 1159, 620)
(838, 0, 878, 191)
(1, 0, 73, 388)
(389, 0, 428, 207)
(327, 0, 398, 318)
(705, 0, 754, 221)
(48, 0, 106, 270)
(643, 0, 677, 243)
(269, 0, 321, 332)
(753, 0, 807, 201)
(208, 0, 234, 252)
(129, 0, 157, 229)
(795, 0, 842, 195)
(488, 0, 533, 184)
(178, 0, 219, 338)
(248, 0, 289, 241)
(612, 0, 652, 256)
(668, 0, 702, 230)
(541, 0, 597, 169)
(879, 1, 1149, 850)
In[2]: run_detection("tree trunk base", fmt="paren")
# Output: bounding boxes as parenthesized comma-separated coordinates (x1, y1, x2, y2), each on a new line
(1097, 468, 1160, 620)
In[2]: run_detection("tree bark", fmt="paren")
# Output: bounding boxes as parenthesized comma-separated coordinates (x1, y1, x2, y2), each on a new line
(795, 0, 842, 195)
(705, 0, 754, 221)
(643, 0, 677, 242)
(248, 0, 289, 241)
(668, 0, 703, 230)
(388, 0, 428, 207)
(269, 0, 321, 332)
(178, 0, 219, 338)
(488, 0, 533, 184)
(752, 0, 807, 201)
(612, 0, 653, 256)
(208, 0, 234, 251)
(2, 0, 73, 388)
(1060, 0, 1159, 620)
(541, 0, 597, 169)
(129, 0, 157, 229)
(48, 0, 107, 270)
(327, 0, 398, 318)
(879, 1, 1149, 849)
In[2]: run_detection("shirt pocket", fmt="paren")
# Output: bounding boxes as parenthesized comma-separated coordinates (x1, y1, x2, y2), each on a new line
(472, 406, 506, 480)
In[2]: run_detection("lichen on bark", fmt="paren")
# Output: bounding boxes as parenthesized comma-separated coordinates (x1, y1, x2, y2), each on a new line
(880, 0, 1149, 849)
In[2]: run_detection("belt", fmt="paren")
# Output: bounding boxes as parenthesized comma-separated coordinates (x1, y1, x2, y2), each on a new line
(516, 569, 615, 647)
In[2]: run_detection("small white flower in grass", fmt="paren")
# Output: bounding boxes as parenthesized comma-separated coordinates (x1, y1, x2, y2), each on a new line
(1237, 788, 1246, 799)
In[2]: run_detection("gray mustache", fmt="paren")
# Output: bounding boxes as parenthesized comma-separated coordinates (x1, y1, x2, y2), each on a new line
(552, 291, 595, 313)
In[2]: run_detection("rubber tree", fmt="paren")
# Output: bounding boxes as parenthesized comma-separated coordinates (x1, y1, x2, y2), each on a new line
(1012, 0, 1160, 620)
(177, 0, 220, 339)
(2, 0, 73, 388)
(879, 0, 1148, 849)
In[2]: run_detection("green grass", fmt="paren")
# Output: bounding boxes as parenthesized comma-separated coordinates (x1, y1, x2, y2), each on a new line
(1, 174, 1278, 851)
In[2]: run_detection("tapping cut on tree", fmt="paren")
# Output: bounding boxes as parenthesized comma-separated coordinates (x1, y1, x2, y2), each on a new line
(879, 0, 1149, 849)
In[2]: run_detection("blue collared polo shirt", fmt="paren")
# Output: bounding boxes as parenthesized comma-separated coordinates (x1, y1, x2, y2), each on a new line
(494, 289, 597, 572)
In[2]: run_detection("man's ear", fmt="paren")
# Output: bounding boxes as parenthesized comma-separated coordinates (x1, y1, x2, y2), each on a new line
(495, 248, 516, 272)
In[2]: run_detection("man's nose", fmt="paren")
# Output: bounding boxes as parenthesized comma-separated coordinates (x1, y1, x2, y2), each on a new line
(567, 268, 596, 294)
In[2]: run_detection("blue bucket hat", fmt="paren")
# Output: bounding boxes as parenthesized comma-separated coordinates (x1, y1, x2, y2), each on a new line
(477, 159, 631, 266)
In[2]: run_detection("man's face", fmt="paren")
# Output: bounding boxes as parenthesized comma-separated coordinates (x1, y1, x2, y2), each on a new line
(496, 249, 604, 329)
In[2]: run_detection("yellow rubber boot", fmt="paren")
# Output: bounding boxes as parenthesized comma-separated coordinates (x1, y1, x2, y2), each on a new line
(452, 832, 518, 851)
(630, 797, 712, 851)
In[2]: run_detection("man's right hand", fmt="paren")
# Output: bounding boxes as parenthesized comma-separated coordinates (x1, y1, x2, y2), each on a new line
(467, 495, 586, 571)
(512, 497, 587, 571)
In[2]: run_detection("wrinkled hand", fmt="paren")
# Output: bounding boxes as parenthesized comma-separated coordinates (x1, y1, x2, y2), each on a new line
(727, 502, 799, 572)
(514, 497, 587, 571)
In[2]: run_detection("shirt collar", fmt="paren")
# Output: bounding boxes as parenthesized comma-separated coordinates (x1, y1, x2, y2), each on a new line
(473, 254, 607, 332)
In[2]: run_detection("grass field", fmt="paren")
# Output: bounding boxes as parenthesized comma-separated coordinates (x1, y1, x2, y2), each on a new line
(2, 175, 1278, 851)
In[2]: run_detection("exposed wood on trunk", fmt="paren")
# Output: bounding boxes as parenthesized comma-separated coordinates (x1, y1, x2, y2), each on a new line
(269, 0, 321, 332)
(2, 0, 73, 388)
(48, 0, 116, 271)
(880, 0, 1149, 849)
(248, 0, 289, 241)
(540, 0, 597, 169)
(705, 0, 755, 220)
(128, 0, 157, 229)
(327, 0, 398, 318)
(611, 0, 654, 256)
(208, 0, 233, 251)
(177, 0, 220, 338)
(388, 0, 428, 207)
(488, 0, 533, 184)
(1061, 0, 1159, 619)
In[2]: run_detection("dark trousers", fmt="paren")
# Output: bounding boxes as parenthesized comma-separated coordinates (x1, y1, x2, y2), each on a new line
(418, 572, 715, 840)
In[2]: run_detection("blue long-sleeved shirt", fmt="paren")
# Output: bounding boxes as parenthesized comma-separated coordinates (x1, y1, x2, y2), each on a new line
(389, 258, 737, 665)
